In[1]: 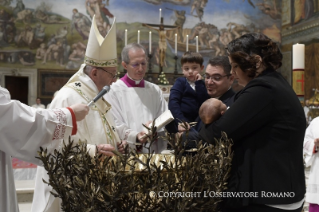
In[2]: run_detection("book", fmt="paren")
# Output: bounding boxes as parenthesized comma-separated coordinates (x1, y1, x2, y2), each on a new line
(141, 110, 174, 138)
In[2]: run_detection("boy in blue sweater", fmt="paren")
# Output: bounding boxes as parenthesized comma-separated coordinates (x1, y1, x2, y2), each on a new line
(166, 51, 209, 133)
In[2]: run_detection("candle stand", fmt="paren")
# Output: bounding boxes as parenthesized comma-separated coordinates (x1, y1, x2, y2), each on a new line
(174, 55, 178, 75)
(148, 53, 153, 74)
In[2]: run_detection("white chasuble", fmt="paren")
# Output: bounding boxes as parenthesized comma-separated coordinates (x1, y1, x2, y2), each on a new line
(105, 79, 168, 153)
(0, 86, 73, 212)
(32, 65, 120, 212)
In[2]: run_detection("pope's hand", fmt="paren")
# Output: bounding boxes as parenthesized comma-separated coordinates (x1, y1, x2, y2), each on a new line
(97, 144, 115, 157)
(69, 103, 89, 121)
(117, 140, 128, 154)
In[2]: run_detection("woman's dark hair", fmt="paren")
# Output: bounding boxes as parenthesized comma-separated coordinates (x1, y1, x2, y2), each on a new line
(226, 33, 282, 78)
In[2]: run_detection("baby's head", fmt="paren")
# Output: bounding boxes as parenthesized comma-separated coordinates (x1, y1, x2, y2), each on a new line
(181, 51, 204, 82)
(199, 98, 227, 124)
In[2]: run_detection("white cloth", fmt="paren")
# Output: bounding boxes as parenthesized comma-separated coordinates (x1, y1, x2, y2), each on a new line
(32, 103, 45, 109)
(304, 106, 311, 125)
(0, 86, 73, 212)
(104, 79, 168, 153)
(304, 106, 309, 118)
(303, 117, 319, 205)
(32, 64, 121, 212)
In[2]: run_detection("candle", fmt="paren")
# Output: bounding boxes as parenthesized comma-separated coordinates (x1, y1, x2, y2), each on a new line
(175, 33, 177, 55)
(186, 35, 189, 52)
(125, 29, 127, 46)
(196, 36, 198, 52)
(159, 8, 162, 22)
(149, 31, 152, 53)
(137, 30, 140, 44)
(292, 43, 305, 69)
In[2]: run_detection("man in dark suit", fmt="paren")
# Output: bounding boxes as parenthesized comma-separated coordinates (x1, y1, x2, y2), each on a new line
(180, 56, 235, 149)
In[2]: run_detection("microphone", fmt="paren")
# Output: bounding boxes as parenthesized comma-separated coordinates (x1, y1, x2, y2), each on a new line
(87, 85, 110, 107)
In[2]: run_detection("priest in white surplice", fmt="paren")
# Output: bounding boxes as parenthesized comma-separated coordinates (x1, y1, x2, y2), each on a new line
(105, 43, 168, 153)
(32, 16, 126, 212)
(0, 86, 89, 212)
(303, 117, 319, 211)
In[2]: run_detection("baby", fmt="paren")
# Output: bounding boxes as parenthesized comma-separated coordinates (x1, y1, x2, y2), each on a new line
(199, 98, 227, 124)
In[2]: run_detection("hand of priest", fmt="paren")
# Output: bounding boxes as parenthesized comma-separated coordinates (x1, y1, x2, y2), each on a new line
(137, 132, 149, 144)
(97, 144, 115, 157)
(69, 103, 89, 121)
(117, 140, 128, 154)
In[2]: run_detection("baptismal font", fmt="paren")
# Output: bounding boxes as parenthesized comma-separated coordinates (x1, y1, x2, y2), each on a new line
(37, 122, 233, 211)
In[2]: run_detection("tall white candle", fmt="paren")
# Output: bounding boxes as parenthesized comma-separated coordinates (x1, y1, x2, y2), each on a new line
(186, 35, 189, 52)
(175, 33, 177, 55)
(159, 8, 162, 22)
(149, 31, 152, 53)
(125, 29, 127, 46)
(137, 30, 140, 44)
(196, 36, 198, 52)
(292, 43, 305, 69)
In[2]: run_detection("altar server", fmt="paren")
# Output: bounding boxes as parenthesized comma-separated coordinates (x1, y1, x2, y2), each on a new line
(303, 117, 319, 212)
(0, 86, 88, 212)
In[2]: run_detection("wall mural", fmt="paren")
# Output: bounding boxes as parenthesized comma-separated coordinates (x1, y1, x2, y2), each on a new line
(0, 0, 281, 73)
(281, 0, 319, 30)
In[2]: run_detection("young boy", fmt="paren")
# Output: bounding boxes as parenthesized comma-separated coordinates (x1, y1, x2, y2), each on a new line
(166, 51, 209, 133)
(199, 98, 227, 125)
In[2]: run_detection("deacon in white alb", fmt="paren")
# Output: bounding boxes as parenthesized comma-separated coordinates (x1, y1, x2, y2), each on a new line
(32, 15, 126, 212)
(104, 43, 168, 153)
(0, 86, 88, 212)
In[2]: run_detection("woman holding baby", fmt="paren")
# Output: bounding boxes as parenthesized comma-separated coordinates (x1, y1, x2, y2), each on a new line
(200, 33, 306, 212)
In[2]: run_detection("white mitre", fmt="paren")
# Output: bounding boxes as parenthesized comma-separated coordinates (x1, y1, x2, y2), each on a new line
(84, 15, 117, 67)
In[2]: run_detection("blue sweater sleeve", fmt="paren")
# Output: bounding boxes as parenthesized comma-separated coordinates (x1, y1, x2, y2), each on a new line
(168, 78, 189, 123)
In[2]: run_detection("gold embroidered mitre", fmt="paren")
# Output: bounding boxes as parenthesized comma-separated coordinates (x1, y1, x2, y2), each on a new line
(84, 15, 117, 67)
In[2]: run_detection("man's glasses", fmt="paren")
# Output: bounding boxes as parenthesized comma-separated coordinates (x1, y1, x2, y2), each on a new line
(97, 67, 117, 79)
(129, 62, 147, 69)
(203, 74, 231, 82)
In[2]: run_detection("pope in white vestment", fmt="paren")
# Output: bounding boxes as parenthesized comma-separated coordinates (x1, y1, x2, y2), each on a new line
(105, 43, 168, 153)
(0, 86, 77, 212)
(32, 15, 122, 212)
(32, 65, 121, 212)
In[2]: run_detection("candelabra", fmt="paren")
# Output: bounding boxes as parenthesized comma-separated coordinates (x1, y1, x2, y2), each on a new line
(174, 55, 178, 75)
(146, 53, 154, 82)
(148, 53, 153, 74)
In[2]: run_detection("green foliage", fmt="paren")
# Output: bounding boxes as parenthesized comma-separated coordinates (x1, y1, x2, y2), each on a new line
(158, 71, 169, 85)
(37, 125, 233, 212)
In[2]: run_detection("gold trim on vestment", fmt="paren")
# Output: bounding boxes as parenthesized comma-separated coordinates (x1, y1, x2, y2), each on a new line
(65, 82, 118, 148)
